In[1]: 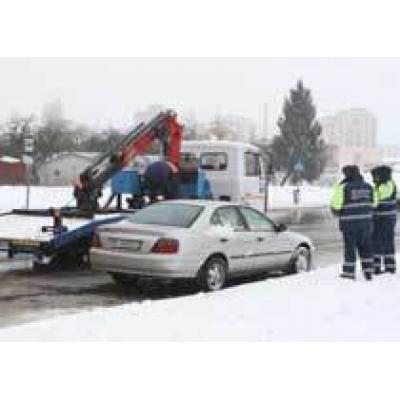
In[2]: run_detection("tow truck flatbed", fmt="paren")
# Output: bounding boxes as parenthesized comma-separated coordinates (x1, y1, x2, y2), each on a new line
(0, 211, 127, 268)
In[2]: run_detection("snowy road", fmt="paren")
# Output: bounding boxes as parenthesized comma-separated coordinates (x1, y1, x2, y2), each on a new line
(0, 244, 343, 327)
(0, 221, 396, 331)
(0, 187, 398, 338)
(1, 246, 400, 341)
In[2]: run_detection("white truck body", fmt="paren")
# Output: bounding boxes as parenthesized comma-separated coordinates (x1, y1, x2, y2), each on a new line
(181, 140, 265, 209)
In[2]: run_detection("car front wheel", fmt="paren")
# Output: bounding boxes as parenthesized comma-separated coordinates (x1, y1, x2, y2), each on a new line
(289, 246, 311, 274)
(198, 256, 227, 292)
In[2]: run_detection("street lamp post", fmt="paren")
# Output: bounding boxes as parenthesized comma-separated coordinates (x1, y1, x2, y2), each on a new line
(23, 129, 34, 209)
(263, 152, 274, 213)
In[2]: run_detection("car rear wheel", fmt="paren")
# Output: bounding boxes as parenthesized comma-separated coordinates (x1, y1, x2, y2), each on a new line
(198, 256, 227, 292)
(110, 273, 139, 289)
(288, 246, 311, 274)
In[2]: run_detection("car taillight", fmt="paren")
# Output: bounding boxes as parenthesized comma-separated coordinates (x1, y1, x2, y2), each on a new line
(91, 232, 102, 248)
(151, 238, 179, 254)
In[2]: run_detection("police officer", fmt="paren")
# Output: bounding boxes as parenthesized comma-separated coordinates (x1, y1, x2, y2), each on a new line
(330, 165, 375, 280)
(371, 165, 397, 274)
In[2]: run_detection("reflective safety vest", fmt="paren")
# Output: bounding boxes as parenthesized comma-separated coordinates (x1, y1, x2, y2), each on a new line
(330, 178, 375, 230)
(374, 179, 397, 219)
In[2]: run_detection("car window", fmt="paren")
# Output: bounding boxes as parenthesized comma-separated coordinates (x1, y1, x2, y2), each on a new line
(245, 152, 261, 177)
(210, 207, 246, 231)
(200, 152, 228, 171)
(239, 207, 275, 231)
(127, 203, 204, 228)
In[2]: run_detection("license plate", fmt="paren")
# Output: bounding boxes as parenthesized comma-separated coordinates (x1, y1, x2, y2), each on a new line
(112, 239, 142, 251)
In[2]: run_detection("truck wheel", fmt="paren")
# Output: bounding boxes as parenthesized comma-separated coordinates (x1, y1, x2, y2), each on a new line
(33, 261, 51, 273)
(198, 256, 227, 292)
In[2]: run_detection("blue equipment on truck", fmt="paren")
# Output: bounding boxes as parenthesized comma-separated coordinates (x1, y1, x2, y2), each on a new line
(110, 166, 212, 203)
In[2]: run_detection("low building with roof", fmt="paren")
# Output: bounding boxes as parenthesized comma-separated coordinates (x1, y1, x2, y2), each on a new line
(37, 152, 100, 186)
(0, 156, 26, 184)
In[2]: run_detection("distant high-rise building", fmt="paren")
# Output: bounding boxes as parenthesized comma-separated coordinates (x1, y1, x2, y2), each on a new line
(320, 108, 377, 148)
(319, 108, 380, 170)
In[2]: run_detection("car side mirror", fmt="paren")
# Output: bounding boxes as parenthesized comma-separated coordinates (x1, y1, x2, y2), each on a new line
(274, 223, 287, 233)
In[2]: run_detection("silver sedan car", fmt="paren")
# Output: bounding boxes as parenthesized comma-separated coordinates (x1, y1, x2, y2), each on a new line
(90, 200, 314, 291)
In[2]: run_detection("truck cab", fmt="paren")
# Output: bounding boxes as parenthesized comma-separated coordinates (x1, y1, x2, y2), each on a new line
(181, 140, 264, 204)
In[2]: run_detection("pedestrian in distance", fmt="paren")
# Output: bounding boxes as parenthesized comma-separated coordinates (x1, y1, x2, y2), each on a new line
(330, 165, 375, 280)
(371, 165, 397, 274)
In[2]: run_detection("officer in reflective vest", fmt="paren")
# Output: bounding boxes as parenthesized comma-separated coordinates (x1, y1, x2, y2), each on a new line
(330, 165, 376, 280)
(371, 165, 397, 274)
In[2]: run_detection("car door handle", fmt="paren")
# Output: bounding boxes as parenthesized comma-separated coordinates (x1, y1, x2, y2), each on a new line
(256, 237, 264, 242)
(220, 238, 229, 243)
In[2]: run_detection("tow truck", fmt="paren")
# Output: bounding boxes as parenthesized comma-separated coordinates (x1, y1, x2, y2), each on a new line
(0, 110, 203, 269)
(0, 109, 267, 269)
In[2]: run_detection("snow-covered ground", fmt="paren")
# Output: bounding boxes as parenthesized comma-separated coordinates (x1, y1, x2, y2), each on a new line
(0, 184, 331, 213)
(252, 184, 331, 209)
(0, 263, 399, 341)
(0, 186, 116, 240)
(0, 185, 331, 240)
(0, 185, 113, 213)
(0, 186, 77, 212)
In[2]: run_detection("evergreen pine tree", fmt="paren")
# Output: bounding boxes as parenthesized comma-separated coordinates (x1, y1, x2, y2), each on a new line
(272, 80, 326, 185)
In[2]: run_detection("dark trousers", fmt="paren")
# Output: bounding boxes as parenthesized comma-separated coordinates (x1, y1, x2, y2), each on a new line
(373, 216, 396, 272)
(341, 222, 373, 274)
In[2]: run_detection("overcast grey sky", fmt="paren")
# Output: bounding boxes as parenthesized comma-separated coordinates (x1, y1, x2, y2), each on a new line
(0, 58, 399, 144)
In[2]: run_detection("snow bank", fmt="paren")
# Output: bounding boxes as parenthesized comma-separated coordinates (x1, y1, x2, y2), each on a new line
(0, 184, 331, 213)
(253, 185, 331, 209)
(1, 264, 399, 341)
(0, 186, 75, 212)
(0, 186, 113, 213)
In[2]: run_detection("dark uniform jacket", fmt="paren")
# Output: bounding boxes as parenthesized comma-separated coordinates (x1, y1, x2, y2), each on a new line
(331, 176, 375, 231)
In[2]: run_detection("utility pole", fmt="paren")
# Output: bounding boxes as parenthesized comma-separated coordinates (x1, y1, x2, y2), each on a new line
(23, 128, 34, 209)
(263, 151, 274, 213)
(293, 159, 304, 223)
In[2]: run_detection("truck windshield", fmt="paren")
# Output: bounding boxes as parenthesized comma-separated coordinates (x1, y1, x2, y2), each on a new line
(127, 203, 204, 228)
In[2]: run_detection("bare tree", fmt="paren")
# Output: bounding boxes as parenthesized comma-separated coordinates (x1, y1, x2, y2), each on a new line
(79, 127, 124, 153)
(134, 104, 165, 124)
(182, 112, 199, 140)
(1, 114, 36, 159)
(35, 100, 79, 163)
(207, 114, 234, 140)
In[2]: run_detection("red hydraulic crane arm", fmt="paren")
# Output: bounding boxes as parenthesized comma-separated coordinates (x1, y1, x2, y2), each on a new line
(165, 114, 182, 168)
(120, 113, 182, 169)
(119, 129, 156, 167)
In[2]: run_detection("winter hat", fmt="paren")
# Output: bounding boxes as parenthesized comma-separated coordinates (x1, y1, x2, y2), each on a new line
(380, 165, 392, 183)
(342, 165, 360, 180)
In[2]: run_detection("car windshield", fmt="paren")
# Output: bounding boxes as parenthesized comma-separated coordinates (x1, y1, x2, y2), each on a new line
(127, 203, 204, 228)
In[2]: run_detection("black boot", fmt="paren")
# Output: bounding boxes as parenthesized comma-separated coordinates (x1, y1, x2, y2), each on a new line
(364, 271, 373, 281)
(374, 267, 382, 275)
(340, 272, 356, 280)
(385, 267, 396, 274)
